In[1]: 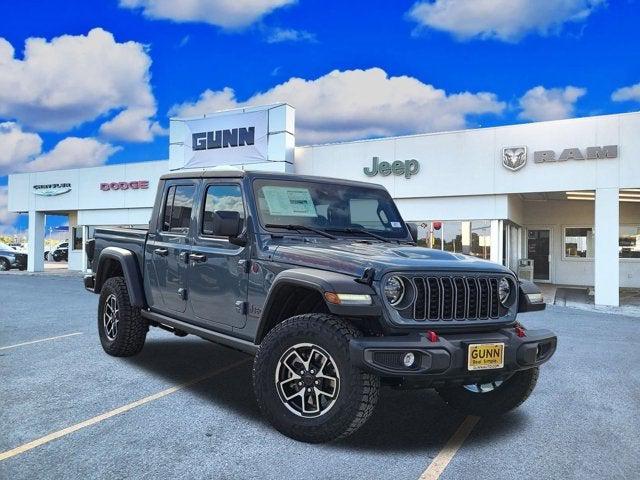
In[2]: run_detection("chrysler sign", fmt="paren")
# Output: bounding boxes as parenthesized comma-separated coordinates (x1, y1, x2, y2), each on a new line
(33, 183, 71, 196)
(502, 145, 618, 171)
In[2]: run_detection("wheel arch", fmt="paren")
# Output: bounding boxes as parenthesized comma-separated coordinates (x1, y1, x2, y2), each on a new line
(95, 247, 146, 308)
(255, 268, 380, 343)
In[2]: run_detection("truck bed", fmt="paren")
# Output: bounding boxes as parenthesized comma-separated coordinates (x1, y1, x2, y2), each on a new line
(90, 227, 148, 272)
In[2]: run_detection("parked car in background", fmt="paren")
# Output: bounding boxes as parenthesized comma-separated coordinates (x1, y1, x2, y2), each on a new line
(51, 242, 69, 262)
(8, 243, 26, 253)
(45, 241, 69, 261)
(0, 242, 27, 271)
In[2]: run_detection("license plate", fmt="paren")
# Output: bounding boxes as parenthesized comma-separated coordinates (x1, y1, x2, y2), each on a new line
(467, 343, 505, 371)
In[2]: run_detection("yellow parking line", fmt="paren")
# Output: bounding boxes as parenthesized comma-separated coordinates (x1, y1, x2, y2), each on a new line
(0, 359, 248, 461)
(0, 332, 84, 350)
(419, 415, 480, 480)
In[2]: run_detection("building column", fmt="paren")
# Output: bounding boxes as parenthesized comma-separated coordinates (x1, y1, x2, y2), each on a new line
(594, 188, 619, 306)
(27, 210, 45, 272)
(490, 220, 503, 264)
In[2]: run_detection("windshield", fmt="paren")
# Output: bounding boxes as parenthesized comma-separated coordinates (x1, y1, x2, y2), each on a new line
(252, 178, 409, 239)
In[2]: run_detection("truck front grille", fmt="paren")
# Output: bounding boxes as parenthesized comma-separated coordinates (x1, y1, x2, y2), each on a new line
(404, 275, 502, 322)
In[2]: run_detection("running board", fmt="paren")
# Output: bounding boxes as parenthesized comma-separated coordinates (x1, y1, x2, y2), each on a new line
(141, 310, 258, 355)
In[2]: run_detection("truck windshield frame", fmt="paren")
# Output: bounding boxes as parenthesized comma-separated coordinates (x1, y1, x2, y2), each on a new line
(252, 178, 409, 240)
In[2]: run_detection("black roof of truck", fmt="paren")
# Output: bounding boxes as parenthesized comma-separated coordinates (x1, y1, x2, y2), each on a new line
(159, 169, 387, 190)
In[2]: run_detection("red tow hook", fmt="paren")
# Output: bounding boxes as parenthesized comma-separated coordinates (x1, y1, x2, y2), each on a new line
(426, 330, 439, 342)
(515, 324, 527, 338)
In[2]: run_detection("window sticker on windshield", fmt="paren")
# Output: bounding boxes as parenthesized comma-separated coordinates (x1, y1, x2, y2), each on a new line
(391, 221, 402, 228)
(262, 186, 317, 217)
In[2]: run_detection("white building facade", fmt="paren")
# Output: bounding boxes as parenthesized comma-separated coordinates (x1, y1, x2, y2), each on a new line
(8, 108, 640, 307)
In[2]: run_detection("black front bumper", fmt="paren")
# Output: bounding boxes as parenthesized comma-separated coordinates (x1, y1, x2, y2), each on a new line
(350, 326, 557, 381)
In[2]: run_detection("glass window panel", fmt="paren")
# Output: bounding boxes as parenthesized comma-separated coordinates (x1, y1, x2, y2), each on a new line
(203, 185, 245, 235)
(470, 220, 491, 260)
(72, 227, 82, 250)
(443, 221, 462, 253)
(564, 227, 594, 258)
(620, 225, 640, 259)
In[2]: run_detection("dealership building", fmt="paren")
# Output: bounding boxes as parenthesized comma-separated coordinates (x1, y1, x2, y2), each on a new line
(7, 105, 640, 307)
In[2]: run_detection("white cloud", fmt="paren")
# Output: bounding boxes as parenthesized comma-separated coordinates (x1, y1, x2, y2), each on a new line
(170, 67, 505, 144)
(100, 106, 167, 142)
(119, 0, 296, 29)
(408, 0, 605, 42)
(0, 28, 162, 142)
(0, 122, 43, 175)
(23, 137, 121, 173)
(518, 86, 586, 122)
(611, 82, 640, 103)
(0, 186, 17, 227)
(0, 122, 120, 174)
(266, 28, 317, 43)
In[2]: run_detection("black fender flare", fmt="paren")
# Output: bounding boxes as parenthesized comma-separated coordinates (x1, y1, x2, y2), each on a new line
(94, 247, 146, 308)
(256, 268, 379, 341)
(518, 279, 546, 313)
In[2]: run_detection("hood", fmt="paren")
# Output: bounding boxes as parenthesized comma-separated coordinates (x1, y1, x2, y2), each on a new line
(271, 240, 512, 280)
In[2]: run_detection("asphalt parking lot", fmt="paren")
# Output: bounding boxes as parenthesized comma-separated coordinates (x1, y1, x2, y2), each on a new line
(1, 274, 639, 480)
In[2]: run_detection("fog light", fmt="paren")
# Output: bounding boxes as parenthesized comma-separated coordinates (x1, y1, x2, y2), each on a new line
(403, 352, 415, 367)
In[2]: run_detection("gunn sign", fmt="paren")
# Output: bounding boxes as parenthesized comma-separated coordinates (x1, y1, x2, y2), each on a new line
(364, 157, 420, 179)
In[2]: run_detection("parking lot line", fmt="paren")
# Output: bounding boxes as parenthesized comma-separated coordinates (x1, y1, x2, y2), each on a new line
(0, 358, 248, 462)
(0, 332, 84, 350)
(418, 415, 480, 480)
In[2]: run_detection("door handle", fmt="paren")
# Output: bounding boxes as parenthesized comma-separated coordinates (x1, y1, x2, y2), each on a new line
(178, 251, 189, 263)
(190, 253, 207, 263)
(153, 248, 169, 256)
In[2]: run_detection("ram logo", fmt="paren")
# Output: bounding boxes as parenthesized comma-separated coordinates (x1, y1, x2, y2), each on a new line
(502, 146, 527, 171)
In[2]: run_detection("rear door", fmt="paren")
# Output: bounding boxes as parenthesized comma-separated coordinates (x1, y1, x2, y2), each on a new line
(187, 181, 249, 330)
(145, 180, 197, 313)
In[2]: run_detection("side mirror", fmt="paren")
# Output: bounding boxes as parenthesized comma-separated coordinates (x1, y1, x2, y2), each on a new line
(517, 280, 546, 312)
(211, 211, 242, 238)
(406, 222, 418, 243)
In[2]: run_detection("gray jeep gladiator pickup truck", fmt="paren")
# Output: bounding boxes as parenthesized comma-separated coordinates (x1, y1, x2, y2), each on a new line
(84, 170, 556, 443)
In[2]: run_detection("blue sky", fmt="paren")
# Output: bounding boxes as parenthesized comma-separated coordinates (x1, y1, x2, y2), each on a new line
(0, 0, 639, 233)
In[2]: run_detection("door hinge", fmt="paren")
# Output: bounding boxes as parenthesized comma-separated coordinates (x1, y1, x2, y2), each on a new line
(235, 300, 247, 315)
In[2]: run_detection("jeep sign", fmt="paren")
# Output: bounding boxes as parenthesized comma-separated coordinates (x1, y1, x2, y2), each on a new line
(364, 157, 420, 179)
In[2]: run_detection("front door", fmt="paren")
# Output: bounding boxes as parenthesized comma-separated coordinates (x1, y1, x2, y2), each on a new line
(527, 229, 551, 282)
(187, 182, 248, 330)
(145, 181, 197, 313)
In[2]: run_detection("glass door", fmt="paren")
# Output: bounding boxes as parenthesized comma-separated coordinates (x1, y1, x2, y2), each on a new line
(527, 229, 551, 282)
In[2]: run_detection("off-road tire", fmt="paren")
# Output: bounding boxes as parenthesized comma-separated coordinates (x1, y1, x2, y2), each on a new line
(436, 367, 539, 416)
(253, 313, 379, 443)
(98, 276, 147, 357)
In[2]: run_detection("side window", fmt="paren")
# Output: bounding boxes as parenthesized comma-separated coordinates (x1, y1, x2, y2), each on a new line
(202, 184, 245, 236)
(162, 185, 195, 234)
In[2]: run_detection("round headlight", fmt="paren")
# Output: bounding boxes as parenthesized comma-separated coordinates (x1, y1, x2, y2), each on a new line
(384, 276, 405, 306)
(498, 277, 511, 305)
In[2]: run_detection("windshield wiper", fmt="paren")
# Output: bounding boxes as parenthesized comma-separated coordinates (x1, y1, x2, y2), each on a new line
(265, 223, 337, 240)
(325, 227, 391, 243)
